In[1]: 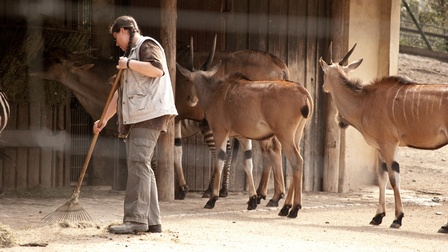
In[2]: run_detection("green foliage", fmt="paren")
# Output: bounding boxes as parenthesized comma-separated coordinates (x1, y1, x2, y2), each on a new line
(400, 0, 448, 52)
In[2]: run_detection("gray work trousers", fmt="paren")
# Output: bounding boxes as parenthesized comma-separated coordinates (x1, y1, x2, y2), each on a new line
(123, 127, 161, 226)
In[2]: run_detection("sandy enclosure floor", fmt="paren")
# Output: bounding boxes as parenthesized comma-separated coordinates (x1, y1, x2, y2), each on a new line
(0, 186, 448, 252)
(1, 53, 448, 251)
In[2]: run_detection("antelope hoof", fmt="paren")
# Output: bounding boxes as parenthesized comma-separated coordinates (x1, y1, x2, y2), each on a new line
(287, 205, 302, 218)
(266, 199, 279, 207)
(219, 188, 228, 198)
(390, 213, 404, 229)
(369, 212, 386, 225)
(267, 193, 284, 207)
(256, 194, 266, 204)
(278, 204, 292, 217)
(202, 189, 212, 198)
(204, 196, 218, 209)
(175, 185, 189, 200)
(247, 195, 258, 210)
(438, 225, 448, 234)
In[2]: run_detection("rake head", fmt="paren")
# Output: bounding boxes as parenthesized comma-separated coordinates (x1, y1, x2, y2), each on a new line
(41, 70, 123, 226)
(42, 197, 92, 224)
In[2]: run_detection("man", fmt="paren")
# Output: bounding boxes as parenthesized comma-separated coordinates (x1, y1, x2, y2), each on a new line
(93, 15, 177, 234)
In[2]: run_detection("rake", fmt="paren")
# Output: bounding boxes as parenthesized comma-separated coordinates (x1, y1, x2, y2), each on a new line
(42, 69, 123, 224)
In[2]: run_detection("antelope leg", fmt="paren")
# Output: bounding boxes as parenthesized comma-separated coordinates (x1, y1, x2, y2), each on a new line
(237, 138, 258, 210)
(174, 120, 188, 200)
(370, 162, 388, 225)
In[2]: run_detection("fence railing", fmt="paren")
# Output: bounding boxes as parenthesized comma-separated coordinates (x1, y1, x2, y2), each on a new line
(400, 0, 448, 53)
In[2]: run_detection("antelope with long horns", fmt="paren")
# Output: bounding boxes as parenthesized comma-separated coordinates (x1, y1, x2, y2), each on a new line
(319, 43, 448, 233)
(177, 61, 313, 217)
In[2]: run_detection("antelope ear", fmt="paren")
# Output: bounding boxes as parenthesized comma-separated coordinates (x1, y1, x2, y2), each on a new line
(71, 63, 94, 73)
(176, 62, 193, 80)
(346, 58, 363, 72)
(79, 64, 94, 70)
(319, 57, 328, 72)
(207, 60, 222, 77)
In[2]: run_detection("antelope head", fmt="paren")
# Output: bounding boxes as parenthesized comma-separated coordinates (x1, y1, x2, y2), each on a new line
(28, 47, 94, 80)
(177, 61, 221, 87)
(319, 43, 363, 93)
(178, 34, 217, 107)
(177, 61, 222, 108)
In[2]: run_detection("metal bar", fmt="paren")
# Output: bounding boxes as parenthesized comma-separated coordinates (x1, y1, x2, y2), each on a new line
(400, 27, 448, 40)
(401, 0, 433, 50)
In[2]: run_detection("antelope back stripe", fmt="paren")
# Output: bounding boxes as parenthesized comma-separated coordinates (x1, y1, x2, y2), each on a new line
(388, 84, 448, 127)
(0, 91, 10, 133)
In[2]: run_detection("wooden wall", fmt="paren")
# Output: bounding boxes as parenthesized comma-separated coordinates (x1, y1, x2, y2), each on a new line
(0, 0, 330, 194)
(117, 0, 328, 193)
(0, 0, 96, 190)
(1, 104, 70, 189)
(175, 0, 329, 192)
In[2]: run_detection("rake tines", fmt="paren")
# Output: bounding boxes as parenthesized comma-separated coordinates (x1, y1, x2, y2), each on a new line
(42, 197, 93, 224)
(42, 69, 123, 225)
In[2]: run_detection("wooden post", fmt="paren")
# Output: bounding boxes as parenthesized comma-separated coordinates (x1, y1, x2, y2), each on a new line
(322, 0, 350, 192)
(157, 0, 177, 201)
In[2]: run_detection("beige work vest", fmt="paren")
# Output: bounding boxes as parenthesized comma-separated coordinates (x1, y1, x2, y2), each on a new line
(119, 36, 177, 125)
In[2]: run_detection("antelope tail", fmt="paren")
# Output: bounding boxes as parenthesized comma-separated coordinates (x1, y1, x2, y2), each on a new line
(301, 91, 314, 119)
(282, 68, 290, 80)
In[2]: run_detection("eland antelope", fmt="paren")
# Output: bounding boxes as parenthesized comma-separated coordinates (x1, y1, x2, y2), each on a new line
(177, 62, 313, 216)
(175, 36, 290, 205)
(176, 36, 290, 208)
(319, 43, 448, 233)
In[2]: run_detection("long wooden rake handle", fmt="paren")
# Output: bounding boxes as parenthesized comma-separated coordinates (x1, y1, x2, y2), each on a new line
(72, 69, 123, 197)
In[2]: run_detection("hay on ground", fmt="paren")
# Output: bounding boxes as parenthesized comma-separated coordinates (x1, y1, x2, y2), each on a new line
(0, 223, 17, 248)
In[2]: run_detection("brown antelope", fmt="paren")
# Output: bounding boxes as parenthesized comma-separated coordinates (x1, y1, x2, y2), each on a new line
(177, 62, 313, 216)
(319, 43, 448, 233)
(176, 36, 290, 208)
(28, 47, 118, 134)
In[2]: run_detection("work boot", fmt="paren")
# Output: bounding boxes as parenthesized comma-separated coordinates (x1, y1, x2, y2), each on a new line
(148, 224, 162, 233)
(109, 222, 148, 234)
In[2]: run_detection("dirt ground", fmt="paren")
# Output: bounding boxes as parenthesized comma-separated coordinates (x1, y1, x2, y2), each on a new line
(1, 52, 448, 251)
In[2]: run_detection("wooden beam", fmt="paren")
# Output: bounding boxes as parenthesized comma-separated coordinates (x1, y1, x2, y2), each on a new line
(158, 0, 177, 201)
(322, 0, 350, 193)
(399, 45, 448, 62)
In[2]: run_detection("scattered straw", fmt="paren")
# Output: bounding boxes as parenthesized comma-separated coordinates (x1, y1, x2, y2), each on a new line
(0, 223, 17, 248)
